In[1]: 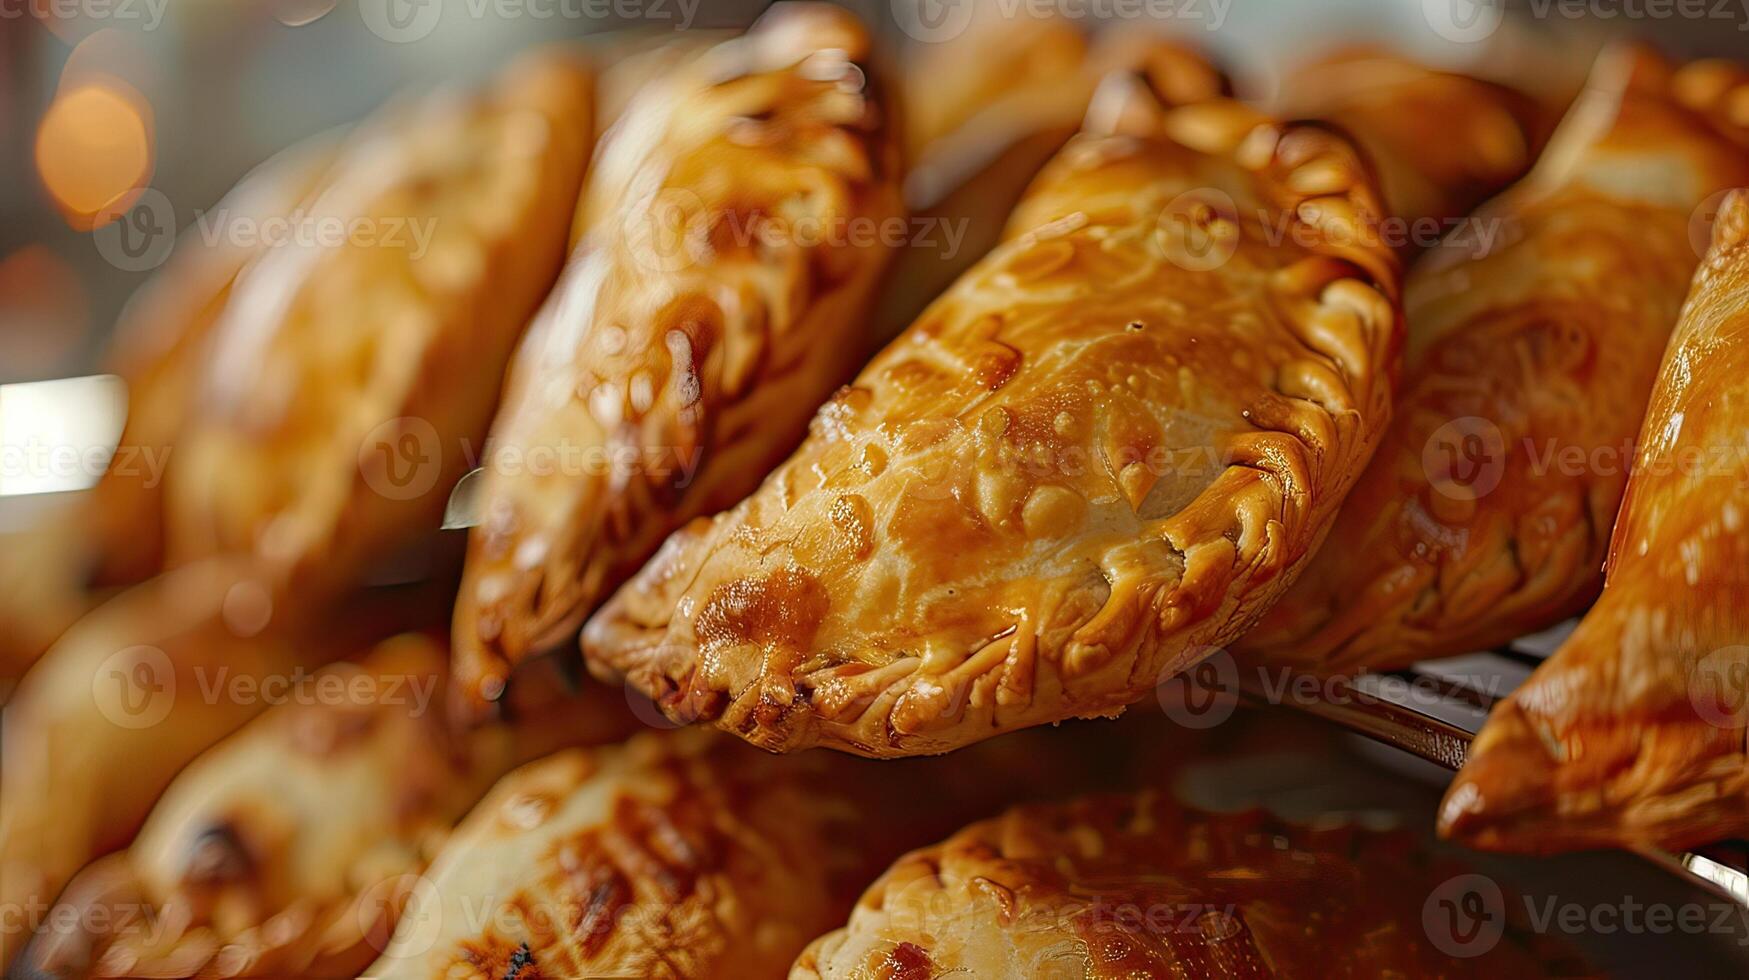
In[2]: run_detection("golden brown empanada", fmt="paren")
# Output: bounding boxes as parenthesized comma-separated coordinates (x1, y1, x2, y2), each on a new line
(895, 1, 1087, 160)
(14, 635, 636, 978)
(449, 3, 906, 716)
(88, 133, 343, 590)
(793, 795, 1584, 978)
(166, 48, 595, 602)
(1440, 185, 1749, 854)
(1278, 49, 1552, 240)
(0, 560, 339, 969)
(0, 135, 340, 691)
(363, 724, 1128, 980)
(582, 68, 1403, 757)
(876, 23, 1231, 346)
(1238, 49, 1749, 674)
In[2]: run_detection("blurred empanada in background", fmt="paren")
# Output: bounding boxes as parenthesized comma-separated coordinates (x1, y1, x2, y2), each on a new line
(1276, 49, 1554, 241)
(0, 134, 340, 692)
(1238, 47, 1749, 674)
(363, 723, 1138, 980)
(583, 66, 1403, 757)
(0, 559, 414, 970)
(793, 795, 1583, 978)
(1442, 185, 1749, 854)
(877, 15, 1233, 345)
(16, 635, 636, 979)
(449, 3, 906, 717)
(167, 47, 596, 604)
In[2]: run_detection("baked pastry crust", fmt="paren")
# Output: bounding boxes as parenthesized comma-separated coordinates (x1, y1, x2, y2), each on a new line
(167, 49, 595, 602)
(879, 23, 1231, 346)
(366, 730, 855, 980)
(14, 635, 635, 978)
(0, 135, 339, 689)
(0, 560, 329, 970)
(1441, 184, 1749, 853)
(1240, 48, 1749, 674)
(450, 3, 906, 715)
(363, 725, 1091, 980)
(794, 795, 1581, 978)
(1278, 50, 1551, 235)
(583, 71, 1402, 757)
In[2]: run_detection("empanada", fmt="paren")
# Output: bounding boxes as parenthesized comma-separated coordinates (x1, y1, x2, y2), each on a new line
(167, 48, 595, 602)
(583, 69, 1403, 756)
(794, 795, 1584, 978)
(1278, 49, 1551, 241)
(363, 725, 1121, 980)
(14, 635, 635, 978)
(1239, 48, 1749, 674)
(877, 23, 1232, 345)
(449, 3, 906, 716)
(87, 132, 343, 589)
(0, 134, 340, 689)
(1441, 184, 1749, 854)
(0, 560, 346, 969)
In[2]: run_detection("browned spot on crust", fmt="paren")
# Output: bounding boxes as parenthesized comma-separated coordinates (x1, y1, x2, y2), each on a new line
(694, 568, 830, 654)
(876, 941, 934, 980)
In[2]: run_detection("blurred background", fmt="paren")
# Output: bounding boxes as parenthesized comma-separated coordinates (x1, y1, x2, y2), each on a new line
(4, 0, 1746, 391)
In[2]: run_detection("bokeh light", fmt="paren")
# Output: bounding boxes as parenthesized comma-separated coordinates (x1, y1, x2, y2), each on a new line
(34, 81, 155, 230)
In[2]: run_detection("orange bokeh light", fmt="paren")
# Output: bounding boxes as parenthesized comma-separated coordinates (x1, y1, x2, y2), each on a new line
(34, 81, 155, 230)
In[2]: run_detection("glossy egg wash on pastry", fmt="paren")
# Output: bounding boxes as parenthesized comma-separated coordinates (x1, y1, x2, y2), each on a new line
(362, 726, 1109, 979)
(584, 68, 1404, 756)
(794, 795, 1588, 978)
(15, 635, 635, 979)
(450, 3, 906, 717)
(1443, 186, 1749, 855)
(1240, 48, 1749, 674)
(167, 49, 597, 607)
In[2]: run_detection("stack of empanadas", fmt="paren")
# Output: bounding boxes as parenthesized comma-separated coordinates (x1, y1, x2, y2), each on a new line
(1241, 47, 1749, 673)
(16, 3, 1749, 976)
